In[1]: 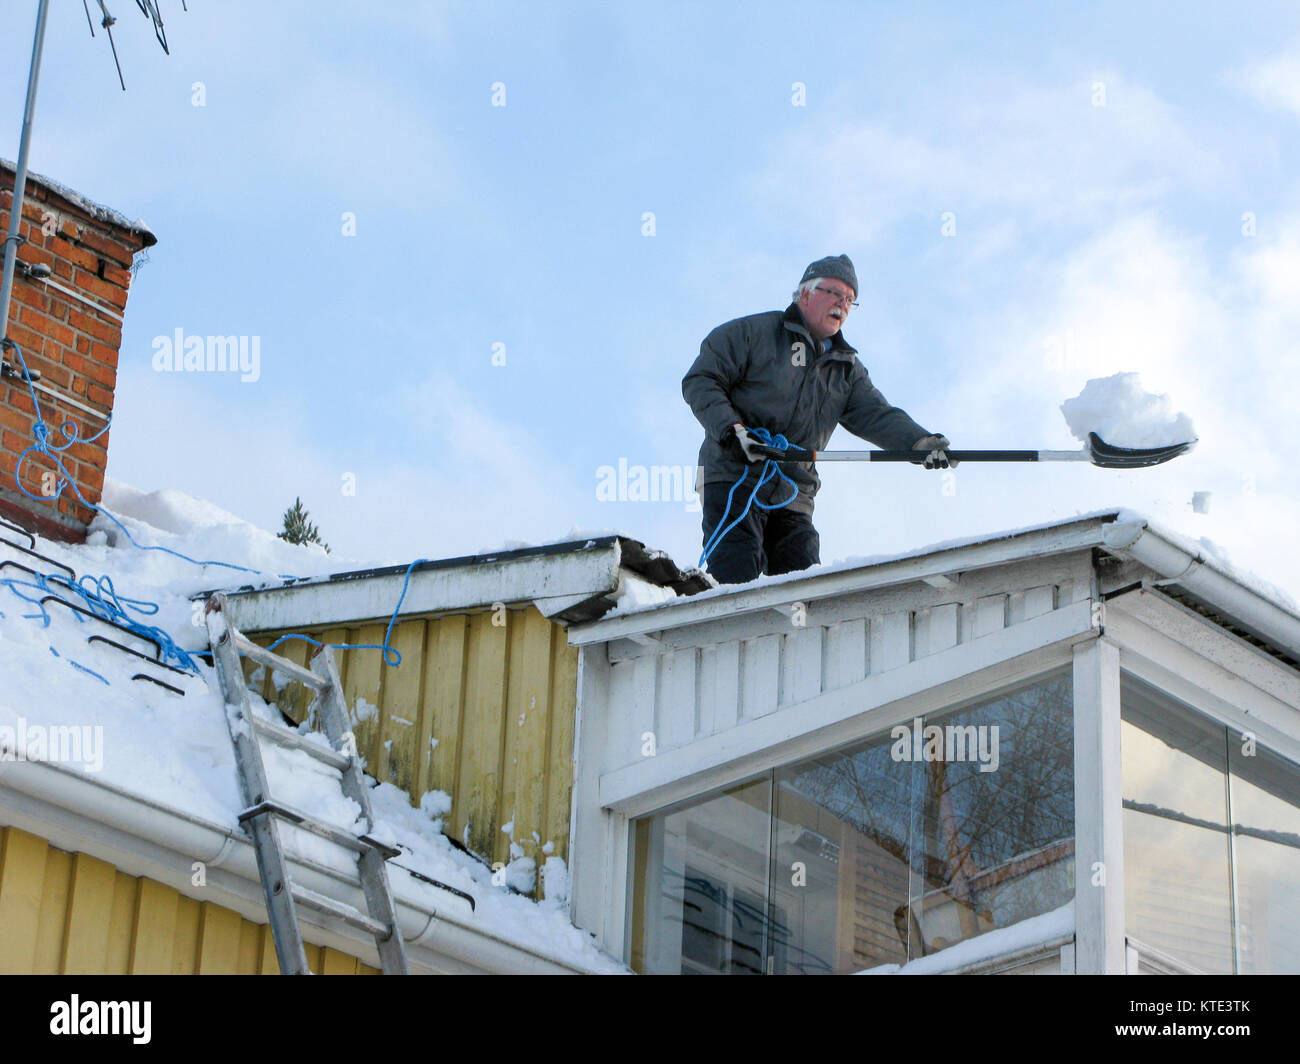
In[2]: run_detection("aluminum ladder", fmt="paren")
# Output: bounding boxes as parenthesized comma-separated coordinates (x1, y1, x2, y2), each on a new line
(204, 592, 409, 975)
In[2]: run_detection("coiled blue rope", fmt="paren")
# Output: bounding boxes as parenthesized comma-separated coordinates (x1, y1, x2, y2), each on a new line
(699, 426, 802, 569)
(1, 337, 416, 676)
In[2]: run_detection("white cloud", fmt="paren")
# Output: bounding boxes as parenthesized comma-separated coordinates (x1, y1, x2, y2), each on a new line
(1233, 43, 1300, 118)
(753, 72, 1221, 245)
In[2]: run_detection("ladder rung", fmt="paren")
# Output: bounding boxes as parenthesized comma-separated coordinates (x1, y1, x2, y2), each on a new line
(230, 631, 329, 691)
(359, 833, 402, 861)
(239, 800, 368, 854)
(251, 716, 351, 771)
(289, 883, 390, 938)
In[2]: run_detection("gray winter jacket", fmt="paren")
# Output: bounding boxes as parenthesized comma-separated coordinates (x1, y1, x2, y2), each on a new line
(682, 304, 932, 514)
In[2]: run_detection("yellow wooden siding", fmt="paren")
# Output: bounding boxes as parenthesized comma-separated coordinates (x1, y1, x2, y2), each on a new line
(0, 826, 377, 974)
(248, 605, 578, 891)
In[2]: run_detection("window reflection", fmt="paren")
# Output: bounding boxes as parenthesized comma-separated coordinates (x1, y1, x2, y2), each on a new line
(1229, 742, 1300, 974)
(632, 670, 1075, 973)
(1121, 672, 1300, 975)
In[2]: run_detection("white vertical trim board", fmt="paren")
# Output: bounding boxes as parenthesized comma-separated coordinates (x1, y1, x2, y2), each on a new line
(1072, 638, 1126, 975)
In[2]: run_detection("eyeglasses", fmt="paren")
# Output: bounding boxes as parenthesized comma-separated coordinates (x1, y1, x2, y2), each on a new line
(814, 286, 858, 309)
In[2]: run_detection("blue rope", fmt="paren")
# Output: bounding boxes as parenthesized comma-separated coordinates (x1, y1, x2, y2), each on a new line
(265, 557, 428, 667)
(5, 336, 454, 678)
(3, 340, 284, 579)
(699, 426, 802, 569)
(48, 644, 111, 686)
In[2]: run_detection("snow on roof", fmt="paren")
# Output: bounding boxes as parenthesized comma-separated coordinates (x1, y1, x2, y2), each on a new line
(0, 479, 624, 973)
(602, 506, 1300, 622)
(858, 903, 1073, 975)
(2, 157, 157, 247)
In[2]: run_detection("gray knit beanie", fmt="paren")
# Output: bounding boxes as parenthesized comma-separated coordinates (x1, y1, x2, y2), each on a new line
(800, 254, 858, 297)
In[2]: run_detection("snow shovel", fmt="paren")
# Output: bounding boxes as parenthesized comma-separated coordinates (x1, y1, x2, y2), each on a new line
(750, 432, 1194, 470)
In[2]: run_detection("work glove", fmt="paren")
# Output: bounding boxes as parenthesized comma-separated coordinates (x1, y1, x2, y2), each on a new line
(726, 423, 765, 464)
(913, 434, 958, 469)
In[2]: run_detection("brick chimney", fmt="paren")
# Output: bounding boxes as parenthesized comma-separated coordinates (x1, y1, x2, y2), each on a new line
(1, 160, 155, 542)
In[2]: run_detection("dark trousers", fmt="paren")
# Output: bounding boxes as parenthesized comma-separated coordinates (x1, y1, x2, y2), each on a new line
(700, 474, 820, 584)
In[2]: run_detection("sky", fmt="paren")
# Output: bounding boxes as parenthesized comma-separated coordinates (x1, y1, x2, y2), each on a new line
(4, 1, 1300, 602)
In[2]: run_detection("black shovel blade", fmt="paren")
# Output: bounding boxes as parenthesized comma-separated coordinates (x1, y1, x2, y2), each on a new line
(1087, 432, 1195, 468)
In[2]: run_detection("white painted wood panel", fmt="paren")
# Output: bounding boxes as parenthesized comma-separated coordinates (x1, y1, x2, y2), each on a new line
(741, 634, 781, 718)
(712, 641, 741, 733)
(658, 648, 696, 751)
(975, 594, 1007, 638)
(1025, 585, 1057, 618)
(930, 602, 959, 653)
(781, 627, 823, 707)
(879, 611, 911, 670)
(696, 645, 717, 738)
(823, 618, 868, 690)
(629, 655, 657, 763)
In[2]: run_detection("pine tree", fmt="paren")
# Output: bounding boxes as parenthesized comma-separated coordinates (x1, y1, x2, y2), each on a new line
(277, 497, 330, 553)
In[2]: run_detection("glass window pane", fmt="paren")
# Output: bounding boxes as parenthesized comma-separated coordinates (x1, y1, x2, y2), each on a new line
(1121, 674, 1234, 973)
(1230, 742, 1300, 974)
(771, 730, 911, 974)
(909, 672, 1075, 959)
(629, 776, 772, 974)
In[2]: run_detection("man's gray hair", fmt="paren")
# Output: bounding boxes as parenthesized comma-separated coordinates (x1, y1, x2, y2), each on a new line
(792, 276, 824, 303)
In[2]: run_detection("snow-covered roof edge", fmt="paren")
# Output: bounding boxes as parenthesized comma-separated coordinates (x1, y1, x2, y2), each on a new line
(570, 509, 1300, 667)
(2, 157, 157, 248)
(201, 534, 712, 633)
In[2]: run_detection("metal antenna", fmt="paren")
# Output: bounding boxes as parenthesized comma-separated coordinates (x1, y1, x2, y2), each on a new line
(87, 0, 179, 90)
(2, 0, 185, 369)
(133, 0, 170, 55)
(92, 1, 127, 91)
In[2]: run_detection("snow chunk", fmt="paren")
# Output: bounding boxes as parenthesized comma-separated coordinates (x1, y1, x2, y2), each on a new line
(419, 790, 452, 818)
(541, 857, 569, 905)
(608, 573, 678, 615)
(504, 857, 536, 894)
(1060, 373, 1196, 448)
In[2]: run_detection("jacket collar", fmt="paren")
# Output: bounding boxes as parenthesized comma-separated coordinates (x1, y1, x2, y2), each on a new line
(782, 303, 857, 360)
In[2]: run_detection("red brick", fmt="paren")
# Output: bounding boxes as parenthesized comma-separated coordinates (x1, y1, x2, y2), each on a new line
(40, 319, 76, 349)
(102, 263, 133, 289)
(54, 241, 99, 273)
(12, 284, 49, 311)
(77, 228, 135, 267)
(51, 257, 74, 282)
(0, 403, 34, 433)
(74, 335, 90, 356)
(3, 321, 43, 353)
(72, 269, 129, 309)
(36, 362, 71, 389)
(66, 309, 121, 347)
(87, 383, 113, 408)
(82, 359, 116, 389)
(2, 428, 29, 452)
(70, 376, 87, 396)
(6, 390, 35, 415)
(89, 341, 120, 369)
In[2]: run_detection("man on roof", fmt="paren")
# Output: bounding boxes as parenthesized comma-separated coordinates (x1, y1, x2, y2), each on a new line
(682, 253, 953, 585)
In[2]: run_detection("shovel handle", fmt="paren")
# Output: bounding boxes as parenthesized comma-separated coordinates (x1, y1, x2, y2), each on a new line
(751, 444, 1069, 463)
